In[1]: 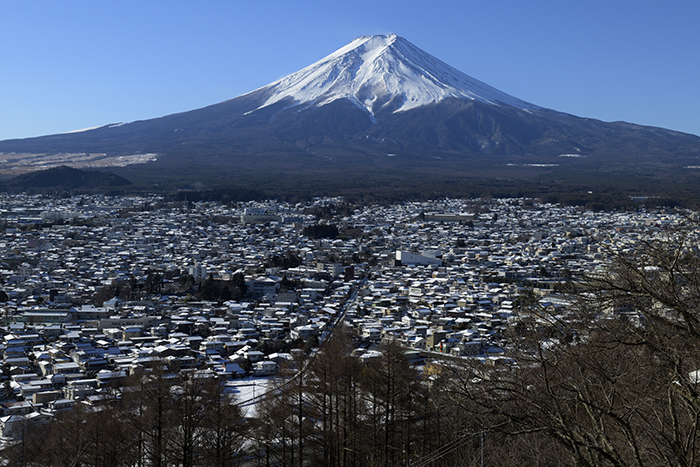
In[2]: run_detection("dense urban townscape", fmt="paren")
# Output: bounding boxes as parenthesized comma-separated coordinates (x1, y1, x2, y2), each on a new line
(0, 193, 698, 466)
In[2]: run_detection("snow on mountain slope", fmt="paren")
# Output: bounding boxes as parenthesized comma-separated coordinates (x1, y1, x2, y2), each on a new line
(255, 34, 539, 116)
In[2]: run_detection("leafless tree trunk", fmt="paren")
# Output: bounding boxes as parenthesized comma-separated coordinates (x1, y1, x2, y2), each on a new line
(200, 377, 247, 467)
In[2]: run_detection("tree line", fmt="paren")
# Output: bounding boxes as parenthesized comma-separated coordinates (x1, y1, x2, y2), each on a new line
(6, 223, 700, 466)
(2, 334, 462, 467)
(3, 369, 247, 467)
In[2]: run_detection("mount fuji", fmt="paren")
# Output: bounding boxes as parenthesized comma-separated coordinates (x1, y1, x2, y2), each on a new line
(255, 34, 539, 116)
(1, 34, 700, 193)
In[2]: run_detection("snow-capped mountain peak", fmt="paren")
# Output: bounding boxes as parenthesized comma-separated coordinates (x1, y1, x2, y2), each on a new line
(255, 34, 539, 115)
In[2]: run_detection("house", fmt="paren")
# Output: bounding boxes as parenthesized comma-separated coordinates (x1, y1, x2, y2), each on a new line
(0, 414, 27, 438)
(362, 327, 381, 342)
(290, 324, 319, 341)
(317, 262, 345, 278)
(267, 352, 294, 366)
(40, 398, 75, 415)
(244, 350, 265, 363)
(215, 362, 246, 379)
(426, 330, 449, 350)
(395, 251, 442, 267)
(249, 276, 280, 299)
(253, 360, 278, 377)
(33, 390, 61, 405)
(122, 327, 142, 339)
(53, 362, 82, 375)
(1, 400, 35, 416)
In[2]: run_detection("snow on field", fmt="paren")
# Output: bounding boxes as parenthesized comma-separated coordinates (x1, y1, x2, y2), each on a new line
(224, 377, 276, 417)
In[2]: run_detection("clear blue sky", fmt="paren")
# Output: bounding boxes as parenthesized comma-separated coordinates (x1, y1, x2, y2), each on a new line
(2, 0, 699, 141)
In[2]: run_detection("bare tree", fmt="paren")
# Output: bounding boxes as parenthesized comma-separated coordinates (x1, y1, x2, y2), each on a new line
(170, 372, 210, 467)
(0, 416, 46, 467)
(359, 339, 421, 467)
(434, 223, 700, 467)
(36, 403, 92, 467)
(84, 400, 139, 467)
(306, 326, 364, 467)
(253, 350, 311, 467)
(199, 376, 247, 467)
(122, 366, 176, 467)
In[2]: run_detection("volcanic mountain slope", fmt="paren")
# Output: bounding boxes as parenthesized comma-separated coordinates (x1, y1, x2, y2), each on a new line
(1, 34, 699, 188)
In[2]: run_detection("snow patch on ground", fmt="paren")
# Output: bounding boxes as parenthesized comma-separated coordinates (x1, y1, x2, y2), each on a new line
(63, 125, 105, 134)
